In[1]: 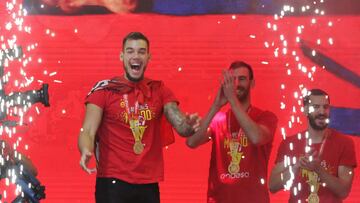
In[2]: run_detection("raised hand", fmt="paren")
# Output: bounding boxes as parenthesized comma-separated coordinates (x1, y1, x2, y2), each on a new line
(221, 70, 237, 103)
(213, 86, 228, 110)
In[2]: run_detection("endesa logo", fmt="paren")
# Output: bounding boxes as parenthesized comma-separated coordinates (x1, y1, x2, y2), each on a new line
(220, 172, 250, 180)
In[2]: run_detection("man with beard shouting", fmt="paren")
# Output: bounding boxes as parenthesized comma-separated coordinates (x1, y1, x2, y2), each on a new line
(269, 89, 357, 203)
(186, 61, 278, 203)
(78, 32, 200, 203)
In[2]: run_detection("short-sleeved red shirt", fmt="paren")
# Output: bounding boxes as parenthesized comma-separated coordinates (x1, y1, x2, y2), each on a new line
(207, 106, 278, 203)
(275, 129, 357, 203)
(86, 78, 177, 184)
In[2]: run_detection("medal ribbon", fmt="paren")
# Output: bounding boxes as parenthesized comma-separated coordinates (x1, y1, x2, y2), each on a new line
(304, 130, 329, 203)
(226, 106, 252, 174)
(123, 94, 142, 141)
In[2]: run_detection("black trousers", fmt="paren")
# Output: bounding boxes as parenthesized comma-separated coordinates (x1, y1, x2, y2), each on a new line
(95, 177, 160, 203)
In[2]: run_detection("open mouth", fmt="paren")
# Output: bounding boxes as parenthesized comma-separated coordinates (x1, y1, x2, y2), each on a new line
(130, 64, 141, 71)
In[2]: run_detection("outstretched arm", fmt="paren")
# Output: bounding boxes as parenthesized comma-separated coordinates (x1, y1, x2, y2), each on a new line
(163, 102, 199, 137)
(186, 87, 227, 148)
(78, 103, 103, 174)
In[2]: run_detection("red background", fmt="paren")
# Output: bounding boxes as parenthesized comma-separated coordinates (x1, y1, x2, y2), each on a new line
(0, 9, 359, 203)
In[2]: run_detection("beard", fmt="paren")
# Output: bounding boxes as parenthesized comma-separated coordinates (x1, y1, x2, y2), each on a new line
(236, 87, 250, 102)
(308, 114, 328, 131)
(125, 71, 144, 82)
(124, 63, 146, 82)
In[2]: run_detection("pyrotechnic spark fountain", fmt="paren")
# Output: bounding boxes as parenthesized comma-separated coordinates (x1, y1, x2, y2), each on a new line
(0, 0, 57, 202)
(264, 0, 334, 196)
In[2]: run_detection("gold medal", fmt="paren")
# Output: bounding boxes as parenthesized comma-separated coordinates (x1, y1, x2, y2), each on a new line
(124, 95, 147, 155)
(133, 141, 144, 154)
(308, 193, 319, 203)
(228, 163, 240, 174)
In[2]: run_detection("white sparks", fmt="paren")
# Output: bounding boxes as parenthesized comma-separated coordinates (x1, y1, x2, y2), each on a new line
(272, 24, 278, 31)
(287, 69, 291, 75)
(297, 26, 302, 34)
(54, 80, 62, 83)
(297, 133, 302, 140)
(49, 71, 57, 76)
(281, 127, 286, 139)
(280, 102, 286, 109)
(282, 48, 287, 55)
(294, 92, 299, 99)
(264, 41, 269, 48)
(274, 48, 279, 57)
(260, 178, 265, 185)
(311, 50, 316, 56)
(267, 22, 272, 29)
(6, 22, 12, 30)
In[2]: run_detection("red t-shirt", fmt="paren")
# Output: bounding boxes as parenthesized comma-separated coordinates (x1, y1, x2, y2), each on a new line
(86, 78, 178, 184)
(207, 106, 278, 203)
(275, 129, 357, 203)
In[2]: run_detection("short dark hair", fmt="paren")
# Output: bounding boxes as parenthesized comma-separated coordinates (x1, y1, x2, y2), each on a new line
(228, 61, 254, 80)
(122, 32, 150, 51)
(303, 89, 330, 106)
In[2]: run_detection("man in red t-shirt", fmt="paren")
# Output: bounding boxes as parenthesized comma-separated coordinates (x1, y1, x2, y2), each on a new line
(78, 32, 200, 203)
(186, 61, 278, 203)
(269, 89, 357, 203)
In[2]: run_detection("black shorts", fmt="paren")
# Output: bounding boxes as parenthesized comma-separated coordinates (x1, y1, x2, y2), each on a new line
(95, 177, 160, 203)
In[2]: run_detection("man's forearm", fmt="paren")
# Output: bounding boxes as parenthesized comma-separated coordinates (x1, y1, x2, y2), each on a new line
(78, 131, 95, 153)
(164, 102, 195, 137)
(228, 99, 269, 145)
(186, 105, 218, 148)
(316, 167, 351, 199)
(270, 164, 300, 193)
